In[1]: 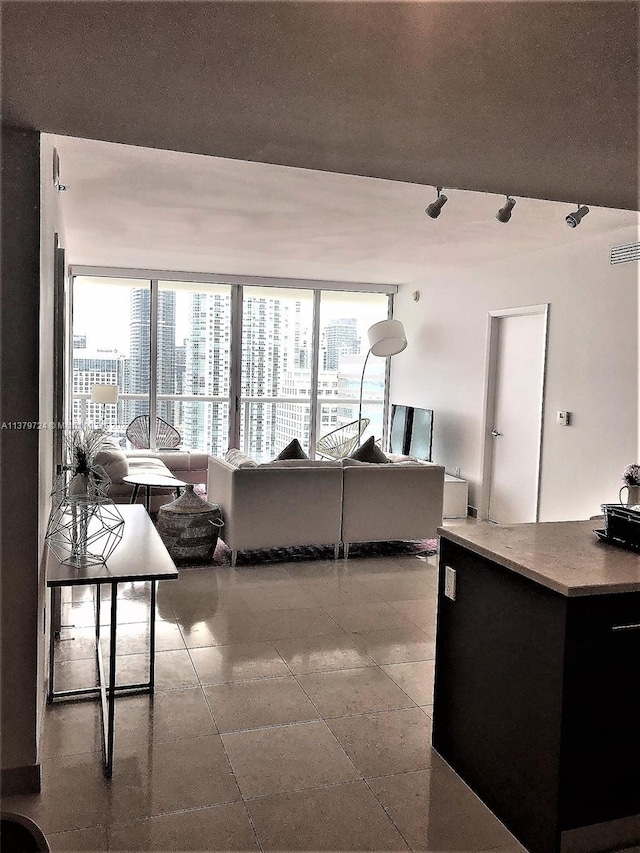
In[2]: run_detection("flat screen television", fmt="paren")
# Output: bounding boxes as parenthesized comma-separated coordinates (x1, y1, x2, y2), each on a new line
(389, 404, 434, 461)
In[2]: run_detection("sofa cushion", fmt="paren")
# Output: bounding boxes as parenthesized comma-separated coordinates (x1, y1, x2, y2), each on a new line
(350, 436, 389, 464)
(259, 459, 342, 469)
(225, 449, 258, 469)
(275, 438, 308, 461)
(94, 446, 129, 484)
(385, 452, 418, 463)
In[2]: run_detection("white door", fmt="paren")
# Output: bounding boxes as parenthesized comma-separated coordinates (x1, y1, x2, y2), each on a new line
(488, 311, 546, 524)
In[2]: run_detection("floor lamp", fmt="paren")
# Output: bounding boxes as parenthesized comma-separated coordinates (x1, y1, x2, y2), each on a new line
(358, 319, 408, 427)
(91, 383, 119, 426)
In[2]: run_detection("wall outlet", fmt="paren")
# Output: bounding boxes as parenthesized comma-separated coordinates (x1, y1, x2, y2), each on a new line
(454, 466, 461, 478)
(556, 411, 571, 426)
(444, 566, 456, 600)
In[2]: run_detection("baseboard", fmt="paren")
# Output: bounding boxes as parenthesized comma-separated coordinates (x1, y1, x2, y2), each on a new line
(561, 813, 640, 853)
(1, 763, 41, 795)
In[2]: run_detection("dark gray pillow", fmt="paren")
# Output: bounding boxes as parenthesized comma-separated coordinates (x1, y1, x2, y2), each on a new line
(349, 436, 389, 464)
(275, 438, 309, 460)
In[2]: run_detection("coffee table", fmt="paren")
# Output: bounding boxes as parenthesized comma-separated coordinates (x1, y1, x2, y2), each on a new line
(123, 472, 187, 514)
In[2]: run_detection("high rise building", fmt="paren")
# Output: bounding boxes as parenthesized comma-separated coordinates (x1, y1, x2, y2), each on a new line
(183, 291, 232, 455)
(240, 294, 283, 460)
(127, 288, 176, 426)
(322, 318, 360, 370)
(72, 348, 126, 436)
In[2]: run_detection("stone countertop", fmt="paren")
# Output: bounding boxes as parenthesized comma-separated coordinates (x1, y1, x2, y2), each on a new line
(438, 520, 640, 597)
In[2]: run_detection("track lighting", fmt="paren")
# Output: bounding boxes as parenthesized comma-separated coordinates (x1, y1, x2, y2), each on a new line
(425, 187, 448, 219)
(495, 196, 516, 223)
(566, 205, 589, 228)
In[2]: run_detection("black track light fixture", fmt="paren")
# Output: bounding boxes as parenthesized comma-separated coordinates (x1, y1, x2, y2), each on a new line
(566, 204, 589, 228)
(495, 196, 516, 223)
(425, 187, 448, 219)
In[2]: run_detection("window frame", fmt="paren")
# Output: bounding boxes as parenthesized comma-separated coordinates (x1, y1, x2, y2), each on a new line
(69, 266, 397, 455)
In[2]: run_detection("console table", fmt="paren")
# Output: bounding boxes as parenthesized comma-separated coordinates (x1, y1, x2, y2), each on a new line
(46, 505, 178, 777)
(434, 521, 640, 853)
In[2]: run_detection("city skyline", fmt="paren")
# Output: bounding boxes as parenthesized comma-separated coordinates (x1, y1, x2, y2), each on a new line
(73, 281, 387, 459)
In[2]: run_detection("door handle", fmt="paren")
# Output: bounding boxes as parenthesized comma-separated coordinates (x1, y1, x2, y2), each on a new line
(491, 429, 502, 437)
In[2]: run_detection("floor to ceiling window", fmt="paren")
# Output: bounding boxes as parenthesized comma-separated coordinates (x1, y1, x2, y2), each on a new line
(318, 290, 390, 447)
(70, 271, 394, 457)
(72, 277, 150, 442)
(239, 286, 314, 459)
(157, 280, 232, 457)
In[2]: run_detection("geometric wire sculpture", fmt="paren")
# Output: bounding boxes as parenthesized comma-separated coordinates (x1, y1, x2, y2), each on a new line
(46, 456, 124, 567)
(45, 494, 125, 567)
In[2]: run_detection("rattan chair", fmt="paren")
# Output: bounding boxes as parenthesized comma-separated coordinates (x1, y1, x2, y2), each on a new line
(316, 418, 370, 460)
(126, 415, 181, 450)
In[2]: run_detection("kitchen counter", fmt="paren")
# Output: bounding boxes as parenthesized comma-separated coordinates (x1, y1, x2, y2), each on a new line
(438, 519, 640, 596)
(433, 521, 640, 853)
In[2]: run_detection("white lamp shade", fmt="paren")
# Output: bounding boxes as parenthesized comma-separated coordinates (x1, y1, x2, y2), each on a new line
(367, 319, 408, 357)
(91, 384, 119, 405)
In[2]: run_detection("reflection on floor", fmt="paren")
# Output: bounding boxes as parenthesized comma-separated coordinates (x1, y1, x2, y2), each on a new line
(2, 548, 527, 852)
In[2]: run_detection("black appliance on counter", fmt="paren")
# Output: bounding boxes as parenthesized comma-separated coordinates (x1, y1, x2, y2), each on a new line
(597, 503, 640, 551)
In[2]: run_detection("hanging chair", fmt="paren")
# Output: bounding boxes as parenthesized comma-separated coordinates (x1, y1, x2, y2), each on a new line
(126, 415, 181, 450)
(316, 418, 370, 460)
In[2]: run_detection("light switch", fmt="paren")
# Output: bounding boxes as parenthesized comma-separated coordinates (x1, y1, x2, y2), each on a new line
(556, 411, 571, 426)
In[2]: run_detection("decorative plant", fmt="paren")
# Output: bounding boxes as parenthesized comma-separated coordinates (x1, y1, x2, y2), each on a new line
(622, 464, 640, 487)
(46, 426, 124, 566)
(66, 426, 108, 474)
(55, 426, 111, 502)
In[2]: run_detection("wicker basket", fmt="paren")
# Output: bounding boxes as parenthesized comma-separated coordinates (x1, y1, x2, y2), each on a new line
(157, 485, 223, 563)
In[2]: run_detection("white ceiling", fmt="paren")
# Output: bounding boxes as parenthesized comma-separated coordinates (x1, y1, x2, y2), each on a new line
(54, 135, 638, 285)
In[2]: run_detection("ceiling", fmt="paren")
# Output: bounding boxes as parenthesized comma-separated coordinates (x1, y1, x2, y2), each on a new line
(52, 134, 637, 283)
(3, 1, 639, 211)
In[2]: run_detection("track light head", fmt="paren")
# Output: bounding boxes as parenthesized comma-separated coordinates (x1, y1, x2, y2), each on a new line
(566, 205, 589, 228)
(495, 196, 516, 223)
(425, 187, 448, 219)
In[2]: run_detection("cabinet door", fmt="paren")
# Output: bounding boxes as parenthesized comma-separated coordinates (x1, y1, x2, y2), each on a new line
(561, 593, 640, 829)
(433, 539, 567, 853)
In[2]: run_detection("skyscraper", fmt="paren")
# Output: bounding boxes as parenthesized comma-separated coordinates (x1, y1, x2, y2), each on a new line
(322, 318, 360, 370)
(127, 288, 176, 425)
(183, 291, 232, 455)
(72, 348, 126, 434)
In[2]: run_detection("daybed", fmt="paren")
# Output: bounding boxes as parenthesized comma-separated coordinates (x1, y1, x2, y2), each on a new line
(207, 454, 445, 565)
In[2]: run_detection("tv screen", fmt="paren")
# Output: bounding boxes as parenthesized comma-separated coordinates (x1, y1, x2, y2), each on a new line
(389, 405, 433, 461)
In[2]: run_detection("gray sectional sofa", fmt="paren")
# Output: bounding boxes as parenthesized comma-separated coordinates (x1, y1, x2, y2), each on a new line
(96, 444, 209, 512)
(207, 454, 445, 565)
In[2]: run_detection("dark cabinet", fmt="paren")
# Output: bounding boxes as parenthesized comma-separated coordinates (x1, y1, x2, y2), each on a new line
(433, 538, 640, 853)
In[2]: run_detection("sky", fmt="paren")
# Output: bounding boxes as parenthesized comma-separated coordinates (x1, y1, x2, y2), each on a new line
(73, 280, 389, 357)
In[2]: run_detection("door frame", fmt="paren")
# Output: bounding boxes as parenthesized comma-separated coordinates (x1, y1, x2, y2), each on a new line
(478, 303, 549, 522)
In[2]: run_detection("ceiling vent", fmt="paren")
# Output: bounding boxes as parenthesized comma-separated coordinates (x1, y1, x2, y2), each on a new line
(610, 241, 640, 265)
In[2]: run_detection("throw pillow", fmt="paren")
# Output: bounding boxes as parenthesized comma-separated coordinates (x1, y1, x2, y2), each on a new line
(94, 447, 129, 483)
(275, 438, 308, 461)
(349, 436, 389, 464)
(225, 448, 258, 469)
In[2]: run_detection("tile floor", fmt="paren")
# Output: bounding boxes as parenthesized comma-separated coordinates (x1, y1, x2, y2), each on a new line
(2, 550, 528, 852)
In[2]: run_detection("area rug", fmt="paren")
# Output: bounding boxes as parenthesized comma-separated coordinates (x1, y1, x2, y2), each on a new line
(176, 537, 438, 569)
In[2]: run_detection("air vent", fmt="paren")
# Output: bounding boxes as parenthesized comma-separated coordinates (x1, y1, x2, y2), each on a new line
(610, 241, 640, 264)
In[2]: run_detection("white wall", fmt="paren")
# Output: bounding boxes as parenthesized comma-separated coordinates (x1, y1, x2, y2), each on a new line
(391, 224, 638, 522)
(37, 136, 66, 754)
